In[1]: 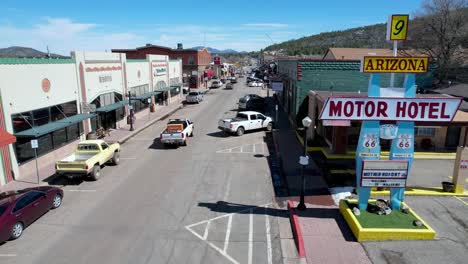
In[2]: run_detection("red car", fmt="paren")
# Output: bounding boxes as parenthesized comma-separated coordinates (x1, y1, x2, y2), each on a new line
(0, 186, 63, 243)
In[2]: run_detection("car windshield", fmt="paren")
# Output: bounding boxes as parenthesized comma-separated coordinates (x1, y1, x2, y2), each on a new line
(77, 144, 99, 151)
(239, 98, 247, 103)
(188, 92, 198, 96)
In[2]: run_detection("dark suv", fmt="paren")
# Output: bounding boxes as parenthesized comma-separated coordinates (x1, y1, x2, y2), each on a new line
(238, 94, 265, 111)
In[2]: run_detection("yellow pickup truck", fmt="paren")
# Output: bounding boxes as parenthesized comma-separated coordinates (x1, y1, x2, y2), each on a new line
(55, 140, 121, 180)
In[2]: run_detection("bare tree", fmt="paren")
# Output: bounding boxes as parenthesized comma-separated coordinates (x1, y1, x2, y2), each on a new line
(408, 0, 468, 85)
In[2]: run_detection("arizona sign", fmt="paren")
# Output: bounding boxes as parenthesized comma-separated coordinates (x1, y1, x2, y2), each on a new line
(319, 97, 461, 122)
(360, 56, 429, 73)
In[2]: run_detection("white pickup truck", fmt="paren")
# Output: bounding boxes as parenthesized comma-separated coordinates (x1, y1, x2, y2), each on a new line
(160, 119, 194, 147)
(218, 111, 273, 136)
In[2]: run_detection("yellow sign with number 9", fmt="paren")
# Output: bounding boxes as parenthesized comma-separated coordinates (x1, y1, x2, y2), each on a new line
(387, 14, 409, 41)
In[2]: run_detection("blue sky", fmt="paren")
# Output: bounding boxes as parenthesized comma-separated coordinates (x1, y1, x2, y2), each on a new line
(0, 0, 425, 55)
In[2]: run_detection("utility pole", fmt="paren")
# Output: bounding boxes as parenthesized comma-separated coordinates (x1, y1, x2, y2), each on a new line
(128, 91, 134, 131)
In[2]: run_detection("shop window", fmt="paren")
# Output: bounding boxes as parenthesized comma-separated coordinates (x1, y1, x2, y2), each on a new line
(32, 108, 50, 126)
(415, 127, 436, 137)
(61, 101, 78, 116)
(52, 128, 67, 148)
(116, 107, 125, 121)
(67, 123, 80, 140)
(36, 134, 53, 156)
(188, 55, 195, 65)
(14, 138, 35, 163)
(50, 105, 66, 122)
(11, 112, 33, 133)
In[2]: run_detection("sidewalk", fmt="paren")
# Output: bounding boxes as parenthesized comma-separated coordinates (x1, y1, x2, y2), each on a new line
(0, 99, 184, 193)
(272, 102, 371, 264)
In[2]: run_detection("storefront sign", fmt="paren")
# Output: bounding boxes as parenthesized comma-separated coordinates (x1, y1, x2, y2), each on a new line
(322, 120, 350, 127)
(320, 97, 461, 122)
(99, 74, 112, 83)
(41, 78, 51, 93)
(361, 57, 429, 73)
(31, 139, 38, 149)
(361, 160, 409, 188)
(154, 67, 166, 76)
(386, 14, 409, 41)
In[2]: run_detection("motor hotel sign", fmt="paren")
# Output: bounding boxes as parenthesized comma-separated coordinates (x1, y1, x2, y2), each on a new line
(320, 97, 461, 122)
(361, 56, 429, 73)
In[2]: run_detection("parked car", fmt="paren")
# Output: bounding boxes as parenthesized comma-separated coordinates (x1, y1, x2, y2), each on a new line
(55, 140, 120, 181)
(226, 83, 234, 89)
(186, 91, 204, 103)
(210, 80, 222, 88)
(238, 94, 266, 111)
(248, 81, 263, 87)
(230, 77, 238, 83)
(0, 186, 63, 243)
(218, 111, 273, 136)
(160, 119, 194, 147)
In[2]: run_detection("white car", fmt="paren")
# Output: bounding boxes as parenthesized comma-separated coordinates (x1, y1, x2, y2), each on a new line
(186, 91, 204, 103)
(218, 111, 273, 136)
(248, 81, 263, 87)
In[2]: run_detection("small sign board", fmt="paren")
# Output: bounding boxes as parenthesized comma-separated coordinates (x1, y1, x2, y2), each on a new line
(386, 14, 409, 41)
(322, 120, 351, 127)
(361, 160, 409, 188)
(271, 82, 283, 92)
(460, 160, 468, 169)
(31, 139, 38, 149)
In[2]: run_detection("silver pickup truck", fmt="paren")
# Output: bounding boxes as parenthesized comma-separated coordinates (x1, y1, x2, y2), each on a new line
(218, 111, 273, 136)
(160, 119, 194, 147)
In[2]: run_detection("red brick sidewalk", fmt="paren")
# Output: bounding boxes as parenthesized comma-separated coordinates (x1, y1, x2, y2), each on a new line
(273, 102, 371, 264)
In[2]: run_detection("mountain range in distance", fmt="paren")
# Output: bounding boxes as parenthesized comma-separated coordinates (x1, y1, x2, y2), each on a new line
(0, 46, 67, 58)
(191, 46, 247, 54)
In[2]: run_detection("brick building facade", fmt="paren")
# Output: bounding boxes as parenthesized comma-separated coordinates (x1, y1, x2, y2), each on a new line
(112, 44, 211, 88)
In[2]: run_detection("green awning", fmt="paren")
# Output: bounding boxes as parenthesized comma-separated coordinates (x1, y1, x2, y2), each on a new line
(154, 86, 172, 92)
(96, 100, 129, 113)
(15, 113, 96, 138)
(170, 83, 183, 88)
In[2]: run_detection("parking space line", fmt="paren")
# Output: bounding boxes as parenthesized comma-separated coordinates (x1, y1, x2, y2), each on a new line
(455, 196, 468, 206)
(253, 144, 256, 153)
(120, 157, 137, 160)
(223, 214, 233, 252)
(248, 209, 253, 264)
(265, 207, 272, 264)
(203, 220, 211, 240)
(0, 254, 17, 257)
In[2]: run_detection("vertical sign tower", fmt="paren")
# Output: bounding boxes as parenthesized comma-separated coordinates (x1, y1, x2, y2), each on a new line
(356, 14, 411, 211)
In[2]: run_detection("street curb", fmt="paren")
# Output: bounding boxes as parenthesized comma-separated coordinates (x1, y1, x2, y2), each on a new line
(287, 200, 306, 258)
(118, 103, 184, 144)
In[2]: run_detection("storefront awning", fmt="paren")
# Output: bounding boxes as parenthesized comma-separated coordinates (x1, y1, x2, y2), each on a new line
(170, 83, 183, 88)
(154, 86, 172, 92)
(133, 91, 162, 101)
(95, 100, 129, 113)
(0, 129, 16, 146)
(15, 113, 97, 138)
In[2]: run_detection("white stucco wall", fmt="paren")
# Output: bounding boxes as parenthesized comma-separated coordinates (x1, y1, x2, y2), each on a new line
(126, 61, 149, 88)
(72, 51, 126, 103)
(148, 54, 169, 90)
(169, 59, 182, 85)
(0, 63, 79, 128)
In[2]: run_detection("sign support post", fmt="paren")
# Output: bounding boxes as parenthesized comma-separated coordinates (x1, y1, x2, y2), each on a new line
(31, 139, 40, 184)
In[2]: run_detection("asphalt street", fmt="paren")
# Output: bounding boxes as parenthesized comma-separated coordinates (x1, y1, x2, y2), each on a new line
(0, 81, 283, 264)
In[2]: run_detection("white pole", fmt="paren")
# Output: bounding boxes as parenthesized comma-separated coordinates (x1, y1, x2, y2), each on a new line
(34, 148, 40, 184)
(390, 40, 398, 87)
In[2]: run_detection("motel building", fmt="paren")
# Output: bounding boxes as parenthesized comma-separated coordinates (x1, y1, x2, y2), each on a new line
(0, 51, 182, 186)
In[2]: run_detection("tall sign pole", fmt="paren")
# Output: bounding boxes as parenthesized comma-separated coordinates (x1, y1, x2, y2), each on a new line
(31, 139, 40, 184)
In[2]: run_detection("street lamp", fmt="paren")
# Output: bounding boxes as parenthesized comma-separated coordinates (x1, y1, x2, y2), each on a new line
(128, 91, 134, 131)
(297, 116, 312, 211)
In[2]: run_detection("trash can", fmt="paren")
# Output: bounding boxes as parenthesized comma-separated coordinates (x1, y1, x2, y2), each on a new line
(87, 132, 97, 140)
(441, 181, 455, 192)
(150, 103, 155, 112)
